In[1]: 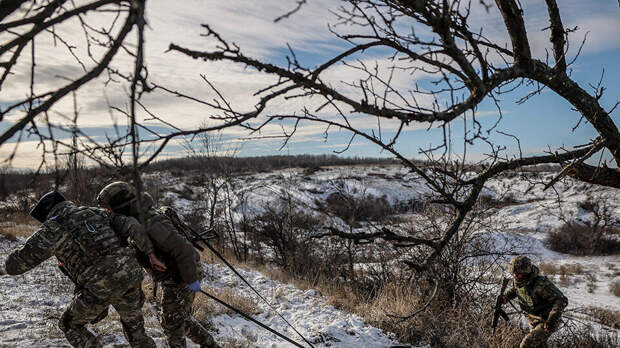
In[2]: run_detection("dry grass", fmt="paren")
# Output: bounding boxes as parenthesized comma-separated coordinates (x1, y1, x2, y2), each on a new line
(539, 262, 585, 276)
(194, 286, 261, 319)
(196, 234, 619, 347)
(586, 274, 597, 293)
(586, 307, 620, 329)
(0, 211, 38, 240)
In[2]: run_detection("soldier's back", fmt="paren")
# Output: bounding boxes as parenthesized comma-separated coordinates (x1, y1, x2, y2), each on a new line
(50, 202, 141, 287)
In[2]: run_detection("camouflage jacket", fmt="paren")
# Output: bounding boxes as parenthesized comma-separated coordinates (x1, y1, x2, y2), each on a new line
(505, 266, 568, 323)
(5, 201, 141, 287)
(111, 207, 201, 284)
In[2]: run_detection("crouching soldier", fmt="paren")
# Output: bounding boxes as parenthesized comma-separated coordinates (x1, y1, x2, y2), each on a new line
(4, 191, 156, 348)
(504, 256, 568, 348)
(98, 181, 219, 348)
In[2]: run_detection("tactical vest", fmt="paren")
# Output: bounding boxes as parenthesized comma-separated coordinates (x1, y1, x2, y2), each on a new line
(52, 205, 124, 281)
(515, 276, 554, 315)
(516, 284, 535, 311)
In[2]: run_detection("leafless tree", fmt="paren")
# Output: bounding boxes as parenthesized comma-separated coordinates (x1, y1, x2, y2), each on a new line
(167, 0, 620, 272)
(3, 0, 619, 271)
(0, 0, 253, 209)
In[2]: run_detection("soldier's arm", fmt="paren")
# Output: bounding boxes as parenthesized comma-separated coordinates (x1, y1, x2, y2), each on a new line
(536, 278, 568, 329)
(110, 214, 167, 271)
(5, 223, 64, 275)
(110, 214, 155, 255)
(504, 283, 517, 301)
(149, 217, 199, 284)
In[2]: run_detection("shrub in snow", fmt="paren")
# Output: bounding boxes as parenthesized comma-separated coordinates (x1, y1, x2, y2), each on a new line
(322, 192, 393, 224)
(545, 222, 620, 256)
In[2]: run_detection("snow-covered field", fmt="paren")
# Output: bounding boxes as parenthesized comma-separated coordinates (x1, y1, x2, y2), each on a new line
(161, 165, 620, 314)
(0, 165, 618, 347)
(0, 236, 405, 347)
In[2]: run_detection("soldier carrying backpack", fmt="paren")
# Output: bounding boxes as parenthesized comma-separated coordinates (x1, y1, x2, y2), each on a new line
(98, 181, 219, 348)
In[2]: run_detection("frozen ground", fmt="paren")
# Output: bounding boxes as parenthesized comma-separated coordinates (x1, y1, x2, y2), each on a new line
(0, 236, 406, 347)
(159, 165, 620, 315)
(204, 263, 405, 347)
(1, 165, 618, 346)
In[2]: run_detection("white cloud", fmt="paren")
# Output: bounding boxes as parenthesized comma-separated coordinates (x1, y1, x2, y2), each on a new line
(2, 0, 617, 168)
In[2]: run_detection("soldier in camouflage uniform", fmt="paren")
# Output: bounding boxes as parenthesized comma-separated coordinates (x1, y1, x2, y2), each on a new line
(3, 191, 156, 348)
(503, 256, 568, 348)
(98, 182, 219, 348)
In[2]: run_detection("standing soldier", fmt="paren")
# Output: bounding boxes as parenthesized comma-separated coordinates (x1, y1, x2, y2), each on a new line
(3, 191, 156, 348)
(503, 256, 568, 348)
(97, 181, 219, 348)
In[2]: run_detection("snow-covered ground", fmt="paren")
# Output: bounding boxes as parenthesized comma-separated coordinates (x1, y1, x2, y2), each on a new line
(1, 165, 618, 346)
(0, 236, 406, 347)
(204, 263, 404, 347)
(158, 165, 619, 315)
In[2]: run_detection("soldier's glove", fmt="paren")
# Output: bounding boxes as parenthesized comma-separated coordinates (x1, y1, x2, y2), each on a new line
(188, 280, 201, 292)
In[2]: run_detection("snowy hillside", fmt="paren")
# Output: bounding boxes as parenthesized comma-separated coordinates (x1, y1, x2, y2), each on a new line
(158, 165, 620, 314)
(1, 164, 618, 347)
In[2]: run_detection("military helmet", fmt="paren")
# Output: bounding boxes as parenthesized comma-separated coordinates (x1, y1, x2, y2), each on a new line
(97, 181, 136, 210)
(509, 256, 533, 274)
(30, 191, 66, 223)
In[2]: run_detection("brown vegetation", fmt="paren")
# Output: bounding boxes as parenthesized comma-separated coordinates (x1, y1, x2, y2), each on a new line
(0, 211, 38, 241)
(585, 307, 620, 330)
(545, 223, 620, 256)
(193, 287, 261, 320)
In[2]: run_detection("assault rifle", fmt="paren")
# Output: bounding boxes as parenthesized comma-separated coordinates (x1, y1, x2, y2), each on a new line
(492, 277, 510, 333)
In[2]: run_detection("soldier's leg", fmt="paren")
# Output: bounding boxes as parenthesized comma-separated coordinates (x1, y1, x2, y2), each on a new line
(59, 290, 108, 348)
(111, 285, 156, 348)
(520, 322, 551, 348)
(161, 281, 218, 348)
(161, 280, 190, 348)
(182, 290, 218, 348)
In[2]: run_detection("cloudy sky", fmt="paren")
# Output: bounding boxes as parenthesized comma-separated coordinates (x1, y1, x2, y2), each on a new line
(1, 0, 619, 169)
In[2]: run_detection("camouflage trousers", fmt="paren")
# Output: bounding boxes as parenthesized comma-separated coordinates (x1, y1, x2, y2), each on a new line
(520, 319, 552, 348)
(160, 280, 217, 348)
(59, 282, 156, 348)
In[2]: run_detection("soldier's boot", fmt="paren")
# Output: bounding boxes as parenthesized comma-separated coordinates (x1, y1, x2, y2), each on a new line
(120, 317, 157, 348)
(185, 316, 219, 348)
(59, 311, 103, 348)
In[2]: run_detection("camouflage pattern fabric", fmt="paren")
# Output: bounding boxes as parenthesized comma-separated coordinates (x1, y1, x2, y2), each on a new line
(160, 280, 217, 348)
(520, 321, 551, 348)
(60, 274, 154, 348)
(505, 265, 568, 348)
(110, 207, 201, 284)
(4, 201, 155, 348)
(110, 212, 155, 256)
(106, 191, 216, 347)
